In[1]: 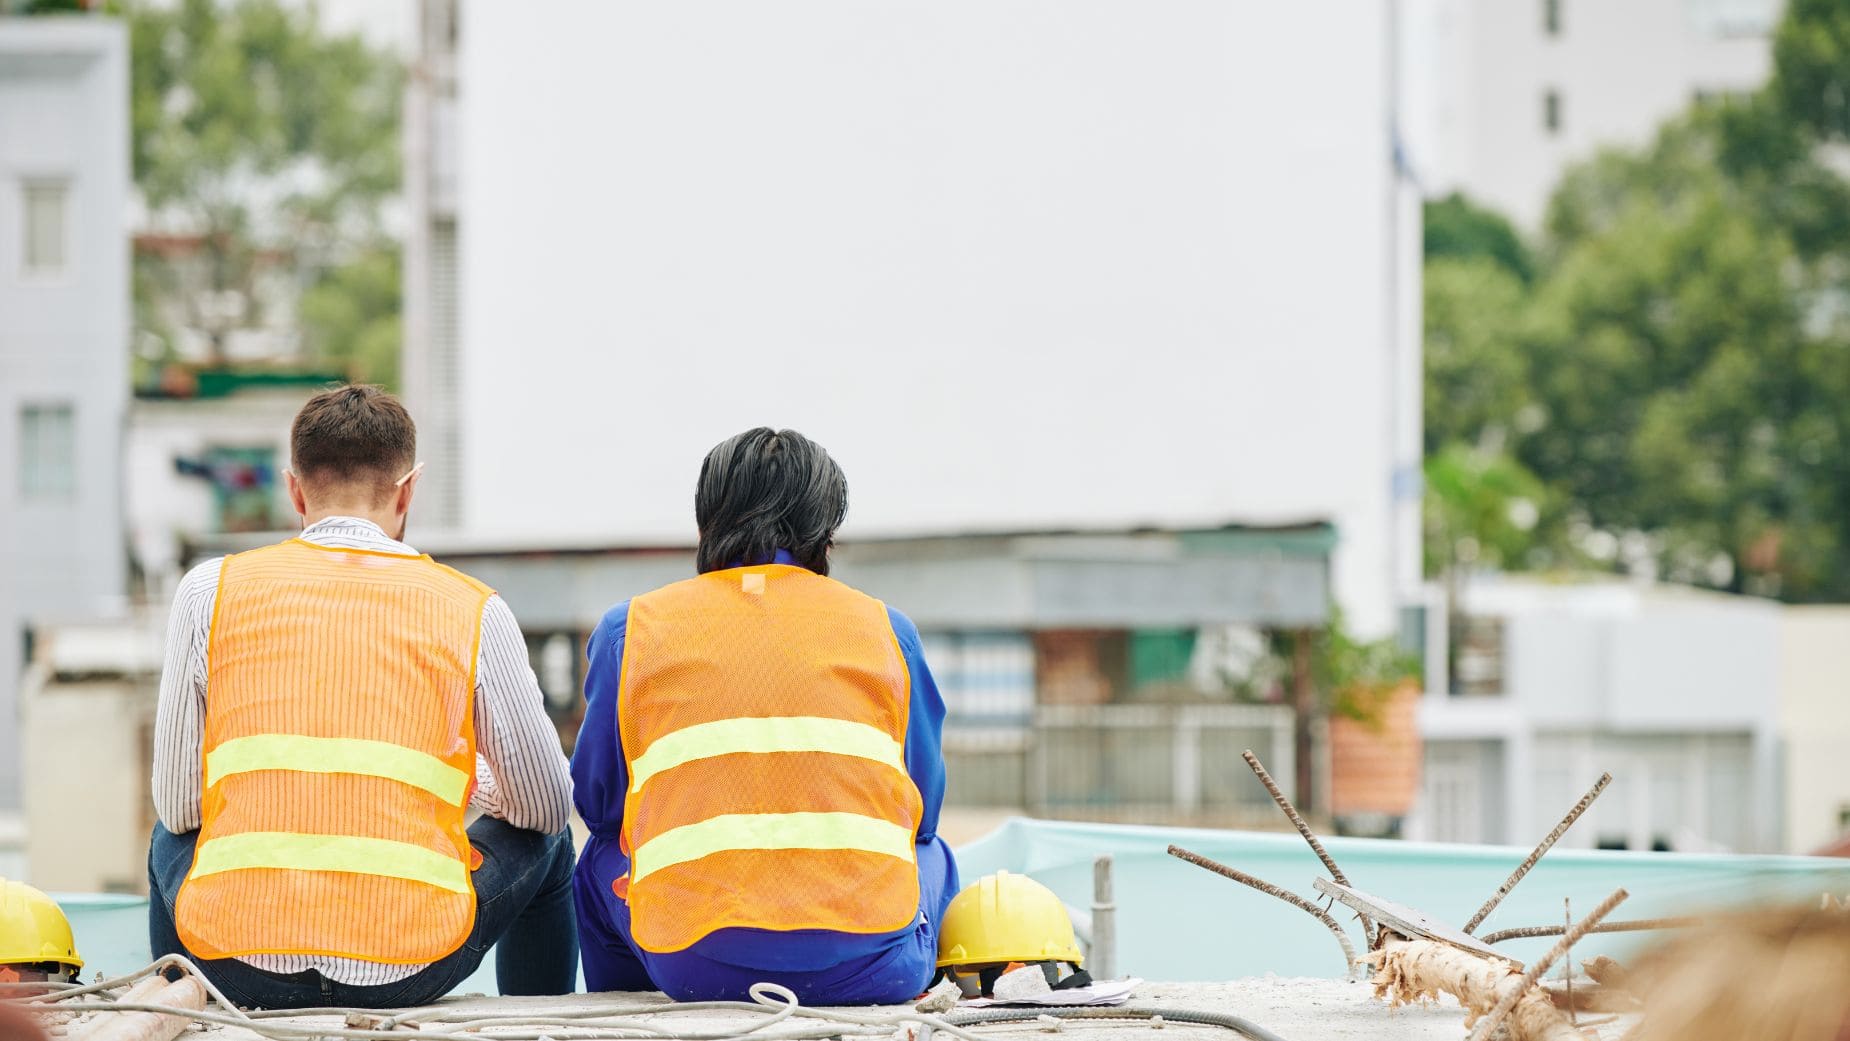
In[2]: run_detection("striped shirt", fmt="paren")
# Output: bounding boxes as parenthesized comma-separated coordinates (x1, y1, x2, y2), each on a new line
(151, 517, 574, 986)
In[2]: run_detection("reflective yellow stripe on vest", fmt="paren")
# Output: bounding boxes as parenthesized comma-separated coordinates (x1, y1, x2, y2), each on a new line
(630, 812, 915, 884)
(628, 716, 905, 794)
(190, 832, 472, 894)
(205, 734, 471, 806)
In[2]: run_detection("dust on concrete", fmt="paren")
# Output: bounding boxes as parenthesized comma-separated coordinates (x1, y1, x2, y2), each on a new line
(138, 978, 1635, 1041)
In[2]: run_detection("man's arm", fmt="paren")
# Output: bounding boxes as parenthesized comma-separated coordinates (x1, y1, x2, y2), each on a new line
(472, 595, 574, 834)
(151, 560, 223, 834)
(570, 606, 630, 838)
(888, 607, 948, 842)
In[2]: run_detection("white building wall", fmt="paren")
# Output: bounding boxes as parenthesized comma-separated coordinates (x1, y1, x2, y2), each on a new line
(1411, 0, 1777, 226)
(454, 0, 1415, 636)
(1778, 607, 1850, 853)
(0, 18, 130, 809)
(1416, 578, 1786, 851)
(124, 390, 303, 594)
(401, 0, 464, 530)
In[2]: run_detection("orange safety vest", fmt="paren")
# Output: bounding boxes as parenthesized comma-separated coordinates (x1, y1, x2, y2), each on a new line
(616, 563, 923, 953)
(174, 539, 493, 963)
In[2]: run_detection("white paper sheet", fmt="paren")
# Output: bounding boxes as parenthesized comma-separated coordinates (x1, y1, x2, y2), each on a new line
(959, 978, 1143, 1008)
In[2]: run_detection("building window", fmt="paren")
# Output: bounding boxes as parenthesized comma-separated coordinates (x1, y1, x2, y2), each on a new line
(19, 403, 76, 500)
(1450, 615, 1506, 697)
(1543, 90, 1563, 135)
(1543, 0, 1562, 36)
(22, 179, 70, 277)
(1688, 0, 1777, 38)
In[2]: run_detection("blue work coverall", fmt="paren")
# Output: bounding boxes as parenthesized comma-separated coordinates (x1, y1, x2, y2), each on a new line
(571, 552, 960, 1003)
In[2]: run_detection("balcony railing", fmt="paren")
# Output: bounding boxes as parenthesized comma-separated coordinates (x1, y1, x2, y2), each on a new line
(945, 702, 1294, 827)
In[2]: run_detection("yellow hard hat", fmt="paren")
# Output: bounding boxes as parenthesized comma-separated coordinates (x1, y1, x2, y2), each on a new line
(0, 878, 83, 973)
(937, 870, 1083, 969)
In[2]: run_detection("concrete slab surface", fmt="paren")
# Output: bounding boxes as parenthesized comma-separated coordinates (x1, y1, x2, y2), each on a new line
(42, 979, 1637, 1041)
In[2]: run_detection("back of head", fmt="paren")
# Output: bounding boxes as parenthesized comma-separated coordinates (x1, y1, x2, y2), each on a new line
(290, 385, 417, 508)
(695, 428, 847, 575)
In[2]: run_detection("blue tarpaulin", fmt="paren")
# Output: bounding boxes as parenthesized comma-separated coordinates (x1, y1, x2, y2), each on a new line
(956, 817, 1850, 980)
(56, 818, 1850, 985)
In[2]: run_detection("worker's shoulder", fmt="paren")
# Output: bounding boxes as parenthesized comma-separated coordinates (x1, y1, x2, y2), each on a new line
(174, 555, 226, 604)
(811, 571, 917, 644)
(595, 598, 633, 638)
(814, 572, 905, 623)
(421, 556, 496, 599)
(881, 602, 923, 649)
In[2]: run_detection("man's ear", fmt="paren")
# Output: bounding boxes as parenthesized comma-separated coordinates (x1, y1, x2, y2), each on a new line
(395, 471, 419, 516)
(285, 469, 309, 518)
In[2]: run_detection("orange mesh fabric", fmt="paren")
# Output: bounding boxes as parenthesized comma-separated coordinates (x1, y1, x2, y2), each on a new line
(627, 752, 919, 839)
(174, 539, 491, 963)
(618, 564, 922, 953)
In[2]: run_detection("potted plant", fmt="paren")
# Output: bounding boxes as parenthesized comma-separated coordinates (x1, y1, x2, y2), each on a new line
(1315, 616, 1423, 838)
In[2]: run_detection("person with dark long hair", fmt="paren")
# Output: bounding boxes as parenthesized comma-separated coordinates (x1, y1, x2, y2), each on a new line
(571, 428, 959, 1003)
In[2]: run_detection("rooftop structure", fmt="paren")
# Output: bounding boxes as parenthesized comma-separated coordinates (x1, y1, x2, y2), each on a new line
(0, 15, 130, 811)
(407, 0, 1422, 638)
(1409, 575, 1850, 855)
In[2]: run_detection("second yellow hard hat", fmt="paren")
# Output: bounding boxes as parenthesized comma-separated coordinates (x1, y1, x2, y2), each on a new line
(0, 878, 83, 976)
(937, 870, 1083, 969)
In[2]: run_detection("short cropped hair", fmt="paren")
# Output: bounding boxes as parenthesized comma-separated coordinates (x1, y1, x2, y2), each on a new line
(695, 428, 847, 575)
(290, 384, 417, 503)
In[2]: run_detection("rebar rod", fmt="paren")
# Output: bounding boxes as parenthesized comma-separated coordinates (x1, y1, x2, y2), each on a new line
(1242, 749, 1348, 886)
(1480, 916, 1701, 945)
(1466, 888, 1628, 1041)
(1168, 844, 1359, 979)
(1241, 748, 1374, 945)
(1462, 772, 1611, 935)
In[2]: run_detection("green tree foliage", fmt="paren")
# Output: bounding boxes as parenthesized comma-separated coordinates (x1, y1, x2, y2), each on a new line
(9, 0, 89, 13)
(1531, 124, 1842, 595)
(1424, 444, 1548, 579)
(1420, 195, 1562, 576)
(1424, 193, 1534, 284)
(1767, 0, 1850, 143)
(127, 0, 401, 368)
(1423, 0, 1850, 599)
(1423, 256, 1531, 456)
(298, 244, 401, 389)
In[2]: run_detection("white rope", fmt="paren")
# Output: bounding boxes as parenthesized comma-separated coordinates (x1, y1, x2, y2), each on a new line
(13, 959, 996, 1041)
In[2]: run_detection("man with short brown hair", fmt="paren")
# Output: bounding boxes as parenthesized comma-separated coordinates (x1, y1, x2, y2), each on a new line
(149, 385, 577, 1008)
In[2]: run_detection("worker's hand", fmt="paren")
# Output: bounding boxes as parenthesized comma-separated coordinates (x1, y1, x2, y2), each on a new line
(0, 999, 50, 1041)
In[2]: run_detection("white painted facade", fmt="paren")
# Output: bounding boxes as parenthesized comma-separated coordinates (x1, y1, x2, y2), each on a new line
(123, 389, 305, 596)
(1406, 576, 1830, 854)
(1406, 0, 1778, 226)
(1777, 607, 1850, 854)
(418, 0, 1422, 637)
(400, 0, 463, 529)
(0, 18, 130, 810)
(19, 615, 163, 893)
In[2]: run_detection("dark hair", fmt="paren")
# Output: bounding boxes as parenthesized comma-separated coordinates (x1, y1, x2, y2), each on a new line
(695, 428, 847, 575)
(290, 384, 417, 504)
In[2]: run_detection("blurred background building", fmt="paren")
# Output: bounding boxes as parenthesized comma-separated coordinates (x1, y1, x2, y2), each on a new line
(0, 17, 129, 839)
(1408, 0, 1782, 226)
(5, 0, 1850, 889)
(409, 0, 1422, 643)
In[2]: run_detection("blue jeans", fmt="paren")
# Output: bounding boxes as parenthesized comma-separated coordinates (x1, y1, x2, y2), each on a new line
(148, 820, 578, 1009)
(576, 834, 959, 1005)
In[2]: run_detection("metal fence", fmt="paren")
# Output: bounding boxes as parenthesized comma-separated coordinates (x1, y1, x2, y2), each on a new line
(944, 702, 1294, 827)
